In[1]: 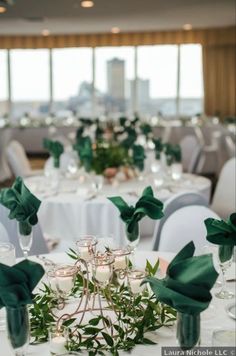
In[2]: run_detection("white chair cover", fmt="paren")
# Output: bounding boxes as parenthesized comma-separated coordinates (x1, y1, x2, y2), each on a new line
(0, 129, 12, 182)
(0, 222, 9, 243)
(0, 205, 49, 257)
(211, 157, 236, 220)
(158, 205, 219, 254)
(225, 136, 235, 159)
(6, 140, 32, 177)
(180, 135, 202, 173)
(152, 192, 208, 251)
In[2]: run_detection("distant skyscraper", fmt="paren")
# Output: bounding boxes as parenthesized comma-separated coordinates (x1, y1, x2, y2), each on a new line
(130, 78, 150, 111)
(107, 58, 125, 101)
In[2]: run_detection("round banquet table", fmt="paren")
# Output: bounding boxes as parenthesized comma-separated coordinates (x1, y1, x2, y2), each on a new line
(25, 173, 211, 248)
(0, 250, 235, 356)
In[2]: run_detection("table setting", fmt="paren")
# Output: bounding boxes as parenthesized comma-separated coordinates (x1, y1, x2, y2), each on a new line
(0, 177, 235, 356)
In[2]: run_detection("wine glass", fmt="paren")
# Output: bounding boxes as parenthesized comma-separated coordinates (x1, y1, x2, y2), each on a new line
(91, 175, 104, 195)
(17, 223, 33, 259)
(215, 246, 234, 299)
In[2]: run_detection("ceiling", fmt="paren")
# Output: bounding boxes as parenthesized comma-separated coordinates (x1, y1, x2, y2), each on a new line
(0, 0, 235, 35)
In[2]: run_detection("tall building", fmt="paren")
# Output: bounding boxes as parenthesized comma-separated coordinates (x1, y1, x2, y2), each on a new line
(129, 78, 150, 111)
(107, 58, 125, 101)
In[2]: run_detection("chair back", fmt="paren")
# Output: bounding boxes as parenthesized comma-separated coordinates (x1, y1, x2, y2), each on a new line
(0, 222, 9, 243)
(152, 192, 208, 251)
(180, 135, 202, 173)
(211, 157, 236, 219)
(6, 140, 31, 177)
(0, 205, 49, 257)
(225, 136, 235, 159)
(157, 205, 219, 254)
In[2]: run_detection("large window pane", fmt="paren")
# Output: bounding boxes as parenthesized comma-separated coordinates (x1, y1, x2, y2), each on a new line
(179, 44, 203, 115)
(95, 46, 135, 117)
(52, 48, 93, 116)
(10, 49, 50, 120)
(137, 45, 178, 116)
(0, 50, 8, 116)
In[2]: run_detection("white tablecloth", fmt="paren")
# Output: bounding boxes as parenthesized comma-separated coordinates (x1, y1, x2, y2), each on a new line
(25, 174, 211, 248)
(0, 251, 235, 356)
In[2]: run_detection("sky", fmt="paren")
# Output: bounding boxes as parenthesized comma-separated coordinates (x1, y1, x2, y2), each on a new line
(0, 44, 203, 102)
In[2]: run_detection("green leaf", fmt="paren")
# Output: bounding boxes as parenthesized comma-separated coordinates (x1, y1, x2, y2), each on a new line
(62, 318, 76, 327)
(101, 332, 114, 347)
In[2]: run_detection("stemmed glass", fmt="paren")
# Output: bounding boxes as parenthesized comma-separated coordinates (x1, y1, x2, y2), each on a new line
(91, 175, 104, 196)
(215, 247, 234, 299)
(17, 223, 33, 259)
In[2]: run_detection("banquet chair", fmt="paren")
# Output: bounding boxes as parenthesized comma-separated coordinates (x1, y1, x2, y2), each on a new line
(6, 140, 43, 178)
(154, 205, 219, 254)
(225, 136, 236, 159)
(152, 192, 209, 252)
(0, 205, 49, 257)
(180, 135, 202, 173)
(211, 157, 236, 220)
(0, 222, 9, 243)
(0, 129, 12, 182)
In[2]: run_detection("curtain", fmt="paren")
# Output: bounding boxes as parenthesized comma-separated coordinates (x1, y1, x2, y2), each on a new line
(0, 26, 235, 49)
(203, 44, 236, 118)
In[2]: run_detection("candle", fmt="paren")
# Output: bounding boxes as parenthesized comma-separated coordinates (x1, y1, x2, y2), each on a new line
(79, 246, 91, 261)
(56, 276, 74, 294)
(50, 335, 67, 355)
(114, 256, 127, 270)
(130, 279, 145, 294)
(49, 277, 58, 292)
(95, 265, 111, 283)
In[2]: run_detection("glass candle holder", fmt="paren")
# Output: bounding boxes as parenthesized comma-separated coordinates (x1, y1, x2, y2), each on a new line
(112, 248, 131, 271)
(128, 270, 147, 295)
(0, 242, 15, 266)
(171, 163, 183, 181)
(76, 236, 98, 262)
(92, 254, 114, 286)
(47, 268, 58, 294)
(49, 325, 68, 356)
(54, 265, 78, 298)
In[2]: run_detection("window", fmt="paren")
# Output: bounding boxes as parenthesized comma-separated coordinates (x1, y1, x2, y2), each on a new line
(137, 45, 178, 116)
(0, 50, 8, 116)
(179, 44, 204, 116)
(95, 46, 135, 117)
(52, 48, 93, 116)
(10, 49, 50, 120)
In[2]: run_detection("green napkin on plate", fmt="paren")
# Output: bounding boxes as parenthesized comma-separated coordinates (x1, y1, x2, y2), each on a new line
(132, 144, 146, 171)
(205, 213, 236, 263)
(43, 138, 64, 168)
(146, 241, 218, 350)
(0, 177, 41, 235)
(73, 136, 93, 172)
(108, 186, 164, 242)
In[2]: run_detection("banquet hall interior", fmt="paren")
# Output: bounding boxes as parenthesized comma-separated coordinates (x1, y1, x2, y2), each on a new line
(0, 0, 235, 355)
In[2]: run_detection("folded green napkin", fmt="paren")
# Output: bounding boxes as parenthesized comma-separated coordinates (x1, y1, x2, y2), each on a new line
(73, 136, 93, 172)
(205, 213, 236, 263)
(95, 124, 104, 140)
(108, 186, 164, 242)
(0, 177, 41, 235)
(140, 123, 152, 137)
(164, 143, 182, 164)
(121, 127, 137, 149)
(119, 117, 127, 127)
(43, 138, 64, 168)
(76, 126, 84, 141)
(0, 259, 45, 308)
(153, 138, 163, 160)
(146, 241, 218, 315)
(0, 260, 44, 349)
(132, 144, 146, 171)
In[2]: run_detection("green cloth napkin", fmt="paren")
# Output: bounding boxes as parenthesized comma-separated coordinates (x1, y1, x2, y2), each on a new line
(132, 144, 146, 171)
(205, 213, 236, 263)
(164, 143, 182, 164)
(121, 127, 137, 149)
(0, 259, 45, 308)
(76, 126, 84, 141)
(146, 241, 218, 315)
(0, 177, 41, 235)
(73, 136, 93, 172)
(0, 260, 44, 349)
(119, 117, 127, 127)
(43, 138, 64, 168)
(108, 186, 164, 242)
(140, 123, 152, 137)
(153, 138, 163, 160)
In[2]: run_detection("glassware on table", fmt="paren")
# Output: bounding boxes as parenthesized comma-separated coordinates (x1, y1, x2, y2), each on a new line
(17, 223, 33, 259)
(47, 268, 59, 294)
(125, 223, 140, 253)
(212, 329, 236, 346)
(127, 270, 147, 295)
(171, 163, 183, 181)
(151, 160, 161, 174)
(6, 305, 30, 356)
(112, 248, 131, 271)
(49, 325, 69, 356)
(0, 243, 16, 331)
(176, 312, 200, 350)
(67, 158, 78, 176)
(76, 236, 98, 263)
(215, 246, 234, 299)
(92, 254, 114, 286)
(153, 172, 164, 189)
(91, 175, 104, 195)
(54, 265, 78, 299)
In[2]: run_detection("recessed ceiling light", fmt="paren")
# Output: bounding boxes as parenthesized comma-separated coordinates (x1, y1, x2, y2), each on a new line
(111, 27, 121, 34)
(41, 29, 50, 36)
(183, 24, 192, 31)
(81, 0, 94, 8)
(0, 6, 6, 13)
